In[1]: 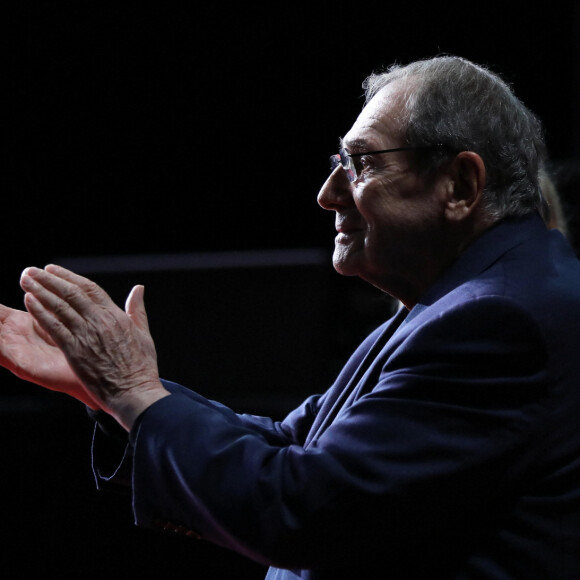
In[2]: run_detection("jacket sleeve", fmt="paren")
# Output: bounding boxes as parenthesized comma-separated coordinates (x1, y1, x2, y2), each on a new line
(91, 379, 323, 491)
(128, 296, 551, 570)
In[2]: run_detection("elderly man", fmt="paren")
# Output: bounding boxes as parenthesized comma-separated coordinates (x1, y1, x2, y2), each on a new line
(1, 56, 579, 579)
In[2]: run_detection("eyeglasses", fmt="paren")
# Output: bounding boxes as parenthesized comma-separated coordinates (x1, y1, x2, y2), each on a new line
(329, 143, 447, 182)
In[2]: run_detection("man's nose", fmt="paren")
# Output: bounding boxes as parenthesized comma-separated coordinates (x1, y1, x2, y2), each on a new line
(317, 167, 353, 211)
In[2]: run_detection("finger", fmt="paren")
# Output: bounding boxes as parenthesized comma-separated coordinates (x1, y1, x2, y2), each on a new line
(22, 291, 73, 348)
(24, 265, 110, 306)
(20, 271, 89, 340)
(21, 266, 113, 316)
(125, 285, 150, 332)
(31, 317, 58, 347)
(45, 264, 103, 295)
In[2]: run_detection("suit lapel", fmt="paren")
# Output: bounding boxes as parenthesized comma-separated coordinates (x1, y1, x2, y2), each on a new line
(305, 306, 409, 447)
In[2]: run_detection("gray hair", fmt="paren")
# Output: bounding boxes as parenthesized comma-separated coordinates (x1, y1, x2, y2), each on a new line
(363, 56, 548, 221)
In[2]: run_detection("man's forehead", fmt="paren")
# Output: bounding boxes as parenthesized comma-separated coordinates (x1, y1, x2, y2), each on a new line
(343, 85, 405, 150)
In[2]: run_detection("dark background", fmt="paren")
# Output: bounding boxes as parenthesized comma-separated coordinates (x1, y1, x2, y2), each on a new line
(3, 2, 580, 578)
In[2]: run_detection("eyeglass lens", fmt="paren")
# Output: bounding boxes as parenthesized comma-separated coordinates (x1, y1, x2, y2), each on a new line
(329, 151, 356, 182)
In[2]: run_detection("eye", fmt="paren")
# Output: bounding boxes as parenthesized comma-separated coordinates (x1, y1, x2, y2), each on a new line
(357, 155, 376, 175)
(351, 157, 365, 175)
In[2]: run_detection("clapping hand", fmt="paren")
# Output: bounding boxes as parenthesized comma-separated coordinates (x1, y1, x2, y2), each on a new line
(1, 265, 169, 430)
(0, 297, 100, 409)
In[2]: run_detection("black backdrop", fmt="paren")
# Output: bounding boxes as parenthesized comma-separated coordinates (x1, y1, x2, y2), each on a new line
(4, 2, 580, 578)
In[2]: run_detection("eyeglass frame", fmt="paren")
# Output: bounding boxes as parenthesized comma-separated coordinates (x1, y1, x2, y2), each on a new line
(330, 142, 448, 182)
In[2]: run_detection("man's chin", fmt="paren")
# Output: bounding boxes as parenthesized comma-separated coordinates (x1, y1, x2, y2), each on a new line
(332, 252, 360, 278)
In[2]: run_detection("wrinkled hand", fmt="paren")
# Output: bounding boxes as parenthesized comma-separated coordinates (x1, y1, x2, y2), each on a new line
(0, 302, 100, 409)
(19, 264, 170, 430)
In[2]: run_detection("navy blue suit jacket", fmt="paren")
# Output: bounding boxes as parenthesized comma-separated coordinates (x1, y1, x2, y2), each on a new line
(93, 214, 580, 579)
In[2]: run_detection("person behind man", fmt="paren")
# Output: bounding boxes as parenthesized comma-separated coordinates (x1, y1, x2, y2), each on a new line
(0, 56, 579, 579)
(540, 167, 569, 236)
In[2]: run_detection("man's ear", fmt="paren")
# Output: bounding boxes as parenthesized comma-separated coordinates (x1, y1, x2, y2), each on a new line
(444, 151, 486, 222)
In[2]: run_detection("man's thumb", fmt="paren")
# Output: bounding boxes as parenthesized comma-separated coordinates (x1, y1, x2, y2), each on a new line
(125, 285, 150, 331)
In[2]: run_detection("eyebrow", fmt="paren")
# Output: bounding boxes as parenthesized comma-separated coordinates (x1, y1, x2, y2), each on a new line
(339, 137, 373, 153)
